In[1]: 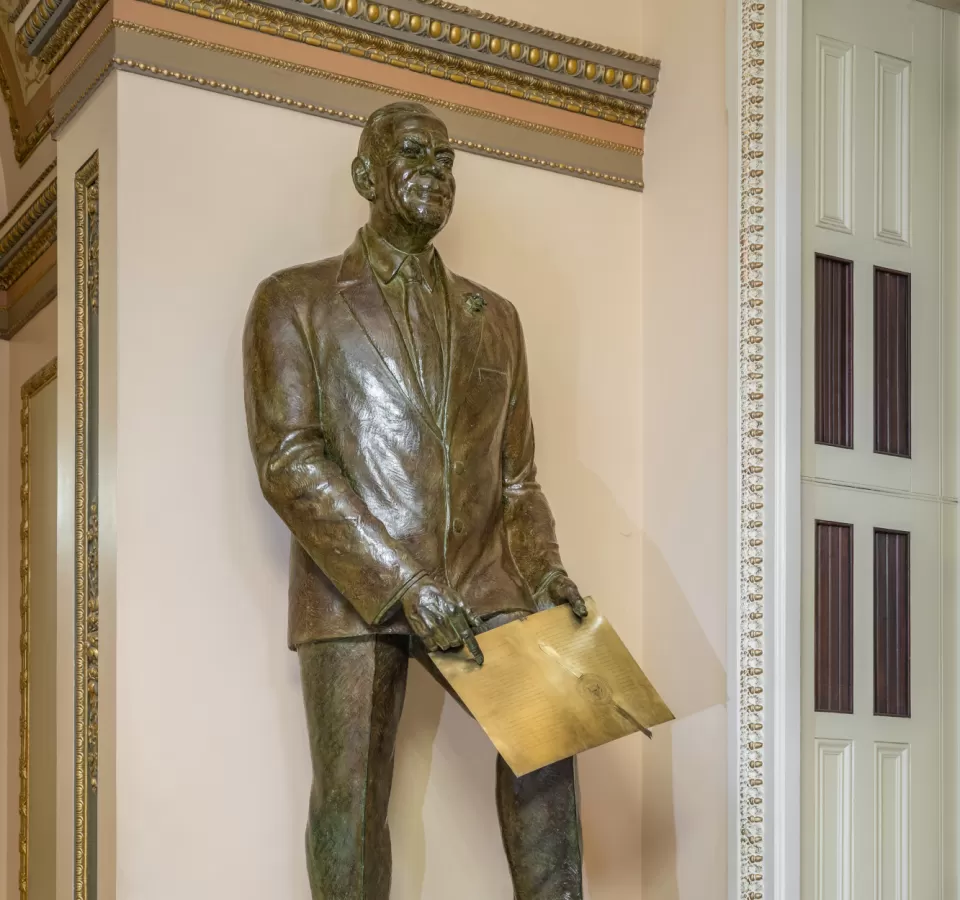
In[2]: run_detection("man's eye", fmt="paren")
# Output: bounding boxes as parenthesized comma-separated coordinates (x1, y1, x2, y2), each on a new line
(437, 154, 455, 168)
(402, 143, 423, 157)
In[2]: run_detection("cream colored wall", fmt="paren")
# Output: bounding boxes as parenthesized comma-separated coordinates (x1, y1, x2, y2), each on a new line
(0, 300, 57, 900)
(51, 0, 727, 892)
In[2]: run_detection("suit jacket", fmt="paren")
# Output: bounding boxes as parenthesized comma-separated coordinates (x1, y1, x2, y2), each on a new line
(243, 229, 566, 647)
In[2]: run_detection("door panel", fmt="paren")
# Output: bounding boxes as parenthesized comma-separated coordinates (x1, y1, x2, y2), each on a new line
(801, 1, 958, 897)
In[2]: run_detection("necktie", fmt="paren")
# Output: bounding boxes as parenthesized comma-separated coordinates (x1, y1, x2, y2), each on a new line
(399, 255, 444, 419)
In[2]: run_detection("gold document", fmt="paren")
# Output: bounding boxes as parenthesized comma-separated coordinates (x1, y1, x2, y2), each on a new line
(430, 598, 674, 776)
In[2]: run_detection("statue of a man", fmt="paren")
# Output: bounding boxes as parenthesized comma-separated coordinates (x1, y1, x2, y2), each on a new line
(243, 101, 587, 899)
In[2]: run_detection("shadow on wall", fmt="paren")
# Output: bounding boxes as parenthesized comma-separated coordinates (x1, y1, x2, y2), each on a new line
(546, 456, 727, 899)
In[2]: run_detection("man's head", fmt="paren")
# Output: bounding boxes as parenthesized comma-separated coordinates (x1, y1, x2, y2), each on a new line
(352, 102, 456, 251)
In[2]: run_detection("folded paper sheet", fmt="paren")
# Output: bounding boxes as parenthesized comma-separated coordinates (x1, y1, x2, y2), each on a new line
(430, 598, 674, 776)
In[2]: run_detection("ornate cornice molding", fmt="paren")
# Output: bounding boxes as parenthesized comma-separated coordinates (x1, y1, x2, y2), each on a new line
(0, 213, 55, 289)
(0, 163, 56, 292)
(0, 162, 57, 339)
(0, 52, 51, 164)
(110, 19, 641, 155)
(0, 178, 55, 258)
(0, 160, 56, 231)
(280, 0, 658, 106)
(36, 0, 109, 66)
(414, 0, 658, 67)
(132, 0, 654, 127)
(5, 0, 656, 186)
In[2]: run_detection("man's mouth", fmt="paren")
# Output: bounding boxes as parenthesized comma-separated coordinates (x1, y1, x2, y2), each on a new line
(409, 181, 449, 198)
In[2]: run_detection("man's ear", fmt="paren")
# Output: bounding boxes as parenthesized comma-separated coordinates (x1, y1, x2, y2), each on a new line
(351, 156, 376, 201)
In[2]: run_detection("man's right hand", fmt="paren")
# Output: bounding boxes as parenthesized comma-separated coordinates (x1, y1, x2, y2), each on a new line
(402, 578, 484, 665)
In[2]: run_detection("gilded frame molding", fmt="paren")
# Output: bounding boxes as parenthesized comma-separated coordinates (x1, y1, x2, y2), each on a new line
(736, 0, 767, 897)
(74, 149, 99, 900)
(18, 357, 58, 900)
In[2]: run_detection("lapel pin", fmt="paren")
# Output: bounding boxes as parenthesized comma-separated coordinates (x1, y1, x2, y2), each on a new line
(464, 292, 486, 314)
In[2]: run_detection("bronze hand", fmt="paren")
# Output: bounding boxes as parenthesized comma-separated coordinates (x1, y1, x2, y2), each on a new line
(542, 575, 588, 619)
(403, 578, 484, 664)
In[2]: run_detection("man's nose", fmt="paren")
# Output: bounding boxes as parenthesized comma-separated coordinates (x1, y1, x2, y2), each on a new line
(421, 152, 444, 175)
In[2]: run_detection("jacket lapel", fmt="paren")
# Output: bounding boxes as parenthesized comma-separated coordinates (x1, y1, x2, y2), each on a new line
(442, 259, 486, 438)
(336, 232, 441, 438)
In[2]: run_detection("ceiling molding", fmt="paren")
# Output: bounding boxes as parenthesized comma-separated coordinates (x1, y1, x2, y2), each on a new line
(0, 158, 56, 339)
(0, 0, 657, 181)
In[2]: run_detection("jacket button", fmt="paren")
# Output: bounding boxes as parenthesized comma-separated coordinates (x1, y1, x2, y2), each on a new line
(452, 518, 465, 535)
(453, 460, 465, 475)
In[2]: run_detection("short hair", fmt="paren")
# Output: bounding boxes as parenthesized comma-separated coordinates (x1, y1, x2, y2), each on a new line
(356, 102, 439, 165)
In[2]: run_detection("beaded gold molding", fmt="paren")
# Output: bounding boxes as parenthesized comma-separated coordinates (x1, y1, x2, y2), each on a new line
(737, 1, 766, 898)
(415, 0, 659, 67)
(137, 0, 651, 127)
(19, 0, 68, 47)
(18, 357, 58, 900)
(291, 0, 657, 99)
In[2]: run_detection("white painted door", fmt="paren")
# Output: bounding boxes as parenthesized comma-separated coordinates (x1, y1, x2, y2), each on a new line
(801, 1, 959, 898)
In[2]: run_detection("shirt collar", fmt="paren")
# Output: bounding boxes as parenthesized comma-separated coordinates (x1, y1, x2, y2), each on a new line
(362, 225, 436, 286)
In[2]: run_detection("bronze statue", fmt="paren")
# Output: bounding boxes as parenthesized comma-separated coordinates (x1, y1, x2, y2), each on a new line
(243, 101, 587, 899)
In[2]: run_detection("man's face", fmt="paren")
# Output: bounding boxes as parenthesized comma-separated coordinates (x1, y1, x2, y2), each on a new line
(372, 114, 456, 238)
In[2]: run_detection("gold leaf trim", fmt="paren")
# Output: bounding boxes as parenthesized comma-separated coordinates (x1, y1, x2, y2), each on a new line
(38, 0, 109, 68)
(15, 112, 54, 164)
(49, 13, 115, 104)
(0, 161, 56, 233)
(74, 149, 98, 900)
(414, 0, 660, 68)
(20, 0, 68, 46)
(18, 357, 58, 900)
(0, 53, 52, 164)
(0, 214, 56, 289)
(286, 0, 656, 98)
(0, 179, 56, 259)
(86, 502, 98, 791)
(135, 0, 647, 127)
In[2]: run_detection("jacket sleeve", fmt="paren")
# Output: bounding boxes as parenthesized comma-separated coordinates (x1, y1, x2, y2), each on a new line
(243, 275, 424, 624)
(500, 302, 566, 596)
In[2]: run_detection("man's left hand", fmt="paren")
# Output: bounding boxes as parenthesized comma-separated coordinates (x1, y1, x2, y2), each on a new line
(543, 575, 588, 619)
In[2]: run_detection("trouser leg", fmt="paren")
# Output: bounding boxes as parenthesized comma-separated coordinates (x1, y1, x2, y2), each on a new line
(298, 636, 409, 900)
(414, 621, 585, 900)
(496, 754, 584, 900)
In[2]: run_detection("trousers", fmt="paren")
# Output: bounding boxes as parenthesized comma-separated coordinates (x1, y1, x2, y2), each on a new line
(298, 630, 584, 900)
